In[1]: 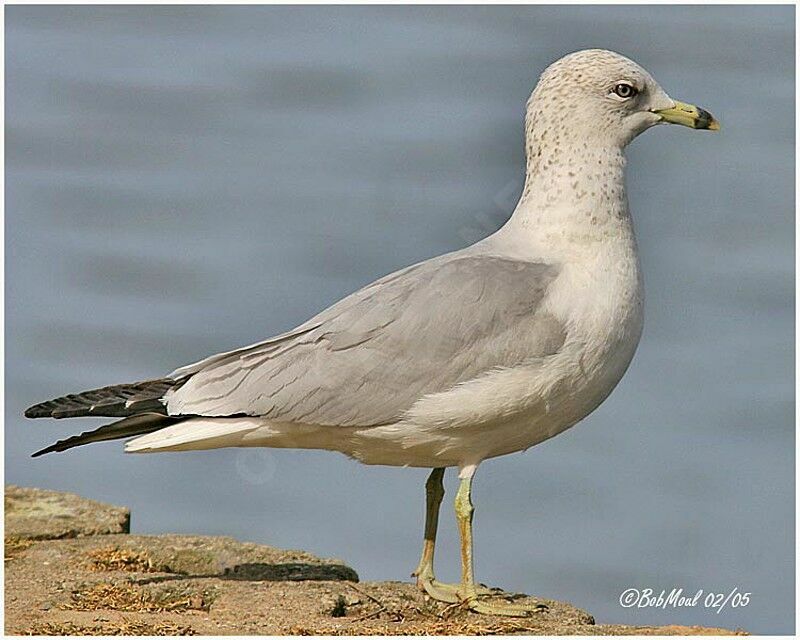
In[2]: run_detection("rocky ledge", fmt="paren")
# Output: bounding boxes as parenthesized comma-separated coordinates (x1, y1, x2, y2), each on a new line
(4, 485, 746, 636)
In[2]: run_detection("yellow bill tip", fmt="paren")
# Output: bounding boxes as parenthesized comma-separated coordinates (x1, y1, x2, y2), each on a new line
(655, 100, 720, 131)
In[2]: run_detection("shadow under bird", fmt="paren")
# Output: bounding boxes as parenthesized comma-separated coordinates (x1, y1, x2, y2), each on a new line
(25, 49, 718, 616)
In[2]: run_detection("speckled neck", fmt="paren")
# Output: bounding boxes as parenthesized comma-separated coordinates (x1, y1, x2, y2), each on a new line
(520, 142, 627, 214)
(492, 129, 632, 260)
(519, 94, 628, 209)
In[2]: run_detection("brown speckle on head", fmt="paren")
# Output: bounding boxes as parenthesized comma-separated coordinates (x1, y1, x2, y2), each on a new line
(524, 48, 672, 163)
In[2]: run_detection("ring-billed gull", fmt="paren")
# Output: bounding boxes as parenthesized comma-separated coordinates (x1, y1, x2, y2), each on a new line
(25, 49, 718, 616)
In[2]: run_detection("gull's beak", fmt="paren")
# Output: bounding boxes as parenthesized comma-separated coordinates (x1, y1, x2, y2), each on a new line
(653, 100, 720, 131)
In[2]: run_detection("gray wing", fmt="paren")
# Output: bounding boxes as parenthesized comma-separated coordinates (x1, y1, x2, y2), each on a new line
(166, 253, 564, 426)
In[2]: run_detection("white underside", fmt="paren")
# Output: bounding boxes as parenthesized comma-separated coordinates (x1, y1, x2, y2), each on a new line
(126, 259, 643, 468)
(127, 158, 645, 470)
(126, 336, 636, 468)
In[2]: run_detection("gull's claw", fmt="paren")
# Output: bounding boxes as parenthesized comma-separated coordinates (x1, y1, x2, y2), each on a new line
(416, 576, 548, 617)
(416, 577, 497, 602)
(465, 597, 539, 617)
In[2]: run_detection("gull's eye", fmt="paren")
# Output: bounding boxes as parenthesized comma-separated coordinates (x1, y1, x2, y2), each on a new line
(612, 83, 638, 99)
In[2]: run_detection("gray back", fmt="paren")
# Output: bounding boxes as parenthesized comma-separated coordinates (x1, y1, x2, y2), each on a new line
(167, 254, 564, 427)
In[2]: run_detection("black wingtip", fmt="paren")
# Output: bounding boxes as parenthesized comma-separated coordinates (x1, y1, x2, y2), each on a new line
(29, 413, 178, 458)
(31, 432, 92, 457)
(23, 378, 178, 421)
(32, 434, 85, 457)
(31, 443, 60, 457)
(25, 405, 50, 419)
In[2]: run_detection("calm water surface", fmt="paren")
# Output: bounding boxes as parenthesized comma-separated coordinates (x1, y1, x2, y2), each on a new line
(5, 6, 794, 633)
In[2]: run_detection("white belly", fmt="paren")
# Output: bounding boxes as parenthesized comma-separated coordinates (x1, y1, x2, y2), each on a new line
(128, 244, 644, 469)
(345, 335, 640, 467)
(131, 312, 641, 466)
(341, 254, 644, 468)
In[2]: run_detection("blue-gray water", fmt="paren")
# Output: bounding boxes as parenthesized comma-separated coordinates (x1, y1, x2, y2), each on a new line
(5, 6, 794, 634)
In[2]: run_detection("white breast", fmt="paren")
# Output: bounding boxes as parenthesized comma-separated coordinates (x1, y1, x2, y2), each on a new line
(344, 198, 645, 468)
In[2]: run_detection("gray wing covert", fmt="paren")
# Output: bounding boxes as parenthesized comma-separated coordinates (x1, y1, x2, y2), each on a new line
(166, 254, 564, 426)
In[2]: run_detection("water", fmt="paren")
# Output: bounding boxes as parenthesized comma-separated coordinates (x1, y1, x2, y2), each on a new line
(5, 6, 794, 633)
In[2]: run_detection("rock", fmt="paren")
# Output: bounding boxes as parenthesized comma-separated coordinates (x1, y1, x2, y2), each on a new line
(3, 486, 747, 635)
(5, 485, 130, 540)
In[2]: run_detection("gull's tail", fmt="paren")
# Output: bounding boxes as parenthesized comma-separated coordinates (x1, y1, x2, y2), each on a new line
(24, 378, 187, 457)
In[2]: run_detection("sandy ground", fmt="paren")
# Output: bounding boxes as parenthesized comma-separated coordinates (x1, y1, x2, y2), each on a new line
(4, 486, 746, 636)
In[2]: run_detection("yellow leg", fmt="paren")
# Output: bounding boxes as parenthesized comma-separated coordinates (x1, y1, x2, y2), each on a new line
(412, 469, 496, 603)
(412, 468, 543, 615)
(413, 469, 459, 602)
(453, 473, 545, 617)
(413, 468, 444, 582)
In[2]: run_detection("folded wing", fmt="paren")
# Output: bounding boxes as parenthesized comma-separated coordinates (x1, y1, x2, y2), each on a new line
(166, 253, 565, 427)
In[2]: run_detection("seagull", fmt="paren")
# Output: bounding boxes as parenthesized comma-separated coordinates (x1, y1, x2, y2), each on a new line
(25, 49, 718, 616)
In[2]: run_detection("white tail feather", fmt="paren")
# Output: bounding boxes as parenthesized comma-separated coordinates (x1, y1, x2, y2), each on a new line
(125, 417, 264, 452)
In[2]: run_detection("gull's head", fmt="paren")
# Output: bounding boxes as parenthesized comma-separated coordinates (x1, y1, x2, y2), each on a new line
(526, 49, 719, 151)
